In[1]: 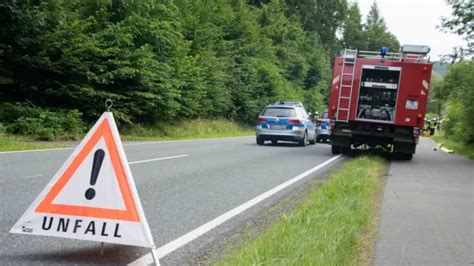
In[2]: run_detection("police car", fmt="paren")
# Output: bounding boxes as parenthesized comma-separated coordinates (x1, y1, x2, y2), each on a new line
(256, 101, 316, 146)
(315, 110, 331, 143)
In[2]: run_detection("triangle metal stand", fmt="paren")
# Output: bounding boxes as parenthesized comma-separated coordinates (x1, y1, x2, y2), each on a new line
(151, 248, 160, 266)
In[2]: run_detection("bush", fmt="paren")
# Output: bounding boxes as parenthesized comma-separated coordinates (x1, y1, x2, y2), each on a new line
(4, 105, 86, 141)
(440, 61, 474, 145)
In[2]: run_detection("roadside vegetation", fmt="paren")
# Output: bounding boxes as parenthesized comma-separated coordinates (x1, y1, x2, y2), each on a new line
(428, 1, 473, 160)
(429, 60, 473, 159)
(0, 134, 64, 152)
(432, 134, 474, 160)
(0, 118, 252, 151)
(219, 155, 387, 265)
(121, 119, 253, 141)
(1, 1, 398, 141)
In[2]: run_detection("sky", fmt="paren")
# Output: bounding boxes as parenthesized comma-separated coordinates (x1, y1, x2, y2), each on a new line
(354, 0, 466, 60)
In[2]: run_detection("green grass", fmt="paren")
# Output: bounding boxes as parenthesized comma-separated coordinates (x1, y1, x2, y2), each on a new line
(219, 156, 387, 266)
(431, 134, 474, 160)
(121, 119, 254, 141)
(0, 119, 253, 152)
(0, 134, 64, 152)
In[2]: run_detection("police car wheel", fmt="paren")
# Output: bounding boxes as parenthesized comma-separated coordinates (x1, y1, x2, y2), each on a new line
(256, 136, 264, 145)
(299, 132, 307, 147)
(309, 133, 316, 145)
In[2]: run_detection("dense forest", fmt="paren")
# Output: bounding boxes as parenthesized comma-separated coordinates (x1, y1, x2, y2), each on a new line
(0, 0, 400, 139)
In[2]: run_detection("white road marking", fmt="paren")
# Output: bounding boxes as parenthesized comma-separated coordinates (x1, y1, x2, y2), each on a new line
(16, 155, 188, 180)
(128, 155, 343, 265)
(128, 155, 189, 165)
(0, 147, 73, 155)
(22, 174, 43, 179)
(0, 136, 252, 155)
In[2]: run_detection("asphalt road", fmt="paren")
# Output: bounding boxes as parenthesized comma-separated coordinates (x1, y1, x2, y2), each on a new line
(373, 138, 474, 265)
(0, 136, 341, 265)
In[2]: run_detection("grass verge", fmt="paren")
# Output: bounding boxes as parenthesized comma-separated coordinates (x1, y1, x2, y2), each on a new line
(0, 134, 64, 152)
(431, 134, 474, 160)
(219, 156, 387, 265)
(0, 119, 253, 152)
(121, 119, 254, 141)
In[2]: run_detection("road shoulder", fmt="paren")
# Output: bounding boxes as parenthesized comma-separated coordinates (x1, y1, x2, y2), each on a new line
(373, 137, 474, 265)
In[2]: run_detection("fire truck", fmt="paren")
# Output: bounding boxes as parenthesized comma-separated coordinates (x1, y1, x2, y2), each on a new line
(328, 45, 432, 160)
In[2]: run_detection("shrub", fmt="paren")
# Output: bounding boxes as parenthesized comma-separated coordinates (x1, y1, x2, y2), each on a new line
(4, 106, 86, 141)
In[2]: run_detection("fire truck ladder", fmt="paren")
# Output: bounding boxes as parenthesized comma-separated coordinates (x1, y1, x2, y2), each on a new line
(336, 49, 357, 122)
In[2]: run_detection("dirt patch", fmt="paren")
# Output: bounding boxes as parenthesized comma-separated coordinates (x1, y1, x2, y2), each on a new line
(358, 159, 390, 265)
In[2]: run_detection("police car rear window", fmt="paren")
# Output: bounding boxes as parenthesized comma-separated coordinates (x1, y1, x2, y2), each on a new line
(262, 107, 296, 117)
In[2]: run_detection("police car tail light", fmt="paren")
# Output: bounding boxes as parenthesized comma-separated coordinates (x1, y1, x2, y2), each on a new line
(256, 117, 267, 123)
(316, 119, 325, 125)
(288, 119, 302, 124)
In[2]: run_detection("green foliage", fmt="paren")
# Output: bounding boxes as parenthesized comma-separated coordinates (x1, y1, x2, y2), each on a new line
(219, 156, 386, 265)
(440, 0, 473, 57)
(341, 1, 399, 52)
(432, 134, 474, 160)
(2, 104, 85, 140)
(342, 3, 366, 50)
(0, 0, 400, 138)
(427, 72, 443, 114)
(436, 60, 474, 144)
(122, 118, 253, 141)
(0, 134, 65, 152)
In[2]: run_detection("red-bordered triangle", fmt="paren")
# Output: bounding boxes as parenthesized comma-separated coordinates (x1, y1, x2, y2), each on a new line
(35, 117, 140, 222)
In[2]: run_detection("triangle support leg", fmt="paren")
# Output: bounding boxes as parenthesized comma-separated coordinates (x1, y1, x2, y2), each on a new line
(151, 248, 160, 266)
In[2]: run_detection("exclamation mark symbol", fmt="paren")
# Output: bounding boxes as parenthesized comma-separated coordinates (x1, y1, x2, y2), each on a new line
(85, 149, 105, 200)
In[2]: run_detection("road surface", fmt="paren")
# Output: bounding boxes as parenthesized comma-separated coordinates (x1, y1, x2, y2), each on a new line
(373, 138, 474, 265)
(0, 137, 341, 265)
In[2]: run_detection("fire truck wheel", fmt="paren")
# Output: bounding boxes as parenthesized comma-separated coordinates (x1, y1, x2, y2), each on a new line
(341, 146, 351, 155)
(393, 152, 413, 160)
(402, 153, 413, 160)
(331, 145, 341, 154)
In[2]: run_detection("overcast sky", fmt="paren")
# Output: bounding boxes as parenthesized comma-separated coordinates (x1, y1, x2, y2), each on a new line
(354, 0, 466, 60)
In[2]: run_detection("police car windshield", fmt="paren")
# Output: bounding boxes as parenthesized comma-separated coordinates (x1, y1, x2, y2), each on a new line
(262, 107, 296, 117)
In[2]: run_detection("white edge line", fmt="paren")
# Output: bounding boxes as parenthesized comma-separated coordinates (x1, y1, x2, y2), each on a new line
(0, 136, 252, 155)
(0, 147, 74, 155)
(128, 155, 189, 165)
(129, 154, 342, 264)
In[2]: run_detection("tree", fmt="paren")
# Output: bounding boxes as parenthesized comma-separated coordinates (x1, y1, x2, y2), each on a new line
(440, 0, 473, 56)
(283, 0, 347, 52)
(0, 0, 336, 135)
(363, 1, 399, 52)
(440, 60, 474, 144)
(342, 3, 366, 50)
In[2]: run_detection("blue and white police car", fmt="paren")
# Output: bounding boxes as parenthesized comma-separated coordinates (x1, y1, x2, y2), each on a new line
(256, 101, 316, 146)
(315, 110, 331, 143)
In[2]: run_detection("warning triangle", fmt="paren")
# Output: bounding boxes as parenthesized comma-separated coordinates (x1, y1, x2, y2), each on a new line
(35, 115, 139, 221)
(10, 112, 155, 248)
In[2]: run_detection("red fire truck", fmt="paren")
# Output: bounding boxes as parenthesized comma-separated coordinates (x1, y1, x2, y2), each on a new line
(328, 45, 432, 160)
